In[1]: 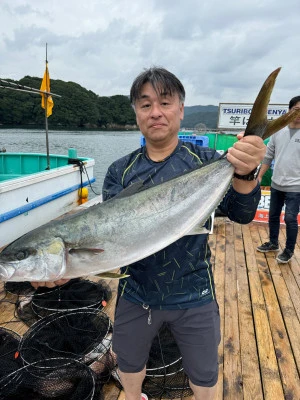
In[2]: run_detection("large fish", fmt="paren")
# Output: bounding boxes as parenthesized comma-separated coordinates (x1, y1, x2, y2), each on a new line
(0, 68, 299, 282)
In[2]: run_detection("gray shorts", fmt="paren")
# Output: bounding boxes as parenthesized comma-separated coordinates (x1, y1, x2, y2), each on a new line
(112, 297, 220, 387)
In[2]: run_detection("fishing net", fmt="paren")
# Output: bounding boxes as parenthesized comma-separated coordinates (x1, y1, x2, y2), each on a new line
(89, 331, 117, 384)
(16, 278, 112, 326)
(114, 322, 192, 399)
(0, 328, 23, 381)
(19, 309, 113, 367)
(31, 278, 112, 318)
(0, 357, 103, 400)
(142, 322, 192, 399)
(4, 281, 36, 296)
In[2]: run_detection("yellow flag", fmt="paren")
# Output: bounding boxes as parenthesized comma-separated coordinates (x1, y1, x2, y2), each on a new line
(40, 62, 54, 117)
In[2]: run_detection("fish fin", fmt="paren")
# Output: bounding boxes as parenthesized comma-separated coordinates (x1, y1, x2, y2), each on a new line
(264, 107, 300, 139)
(185, 225, 210, 235)
(96, 272, 130, 279)
(69, 248, 104, 254)
(244, 67, 300, 140)
(244, 68, 281, 137)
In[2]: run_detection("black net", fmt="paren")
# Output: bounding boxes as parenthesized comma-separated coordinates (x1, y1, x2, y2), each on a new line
(16, 279, 112, 327)
(0, 358, 103, 400)
(89, 333, 117, 385)
(19, 309, 113, 366)
(31, 278, 112, 318)
(4, 282, 36, 296)
(0, 328, 23, 381)
(16, 296, 40, 327)
(143, 323, 192, 399)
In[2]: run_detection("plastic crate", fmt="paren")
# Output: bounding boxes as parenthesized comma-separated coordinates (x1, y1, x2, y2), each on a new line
(140, 135, 209, 147)
(179, 135, 209, 147)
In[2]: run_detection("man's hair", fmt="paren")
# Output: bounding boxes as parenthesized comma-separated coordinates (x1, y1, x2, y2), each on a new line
(130, 67, 186, 105)
(289, 96, 300, 109)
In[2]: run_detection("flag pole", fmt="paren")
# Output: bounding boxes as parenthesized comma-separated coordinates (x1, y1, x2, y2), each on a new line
(44, 43, 50, 170)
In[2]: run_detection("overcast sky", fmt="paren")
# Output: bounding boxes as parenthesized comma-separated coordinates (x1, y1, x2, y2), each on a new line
(1, 0, 299, 106)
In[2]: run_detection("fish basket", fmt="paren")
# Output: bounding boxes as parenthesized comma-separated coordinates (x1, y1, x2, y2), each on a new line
(19, 309, 113, 368)
(143, 323, 192, 398)
(0, 357, 103, 400)
(30, 278, 112, 319)
(16, 279, 112, 326)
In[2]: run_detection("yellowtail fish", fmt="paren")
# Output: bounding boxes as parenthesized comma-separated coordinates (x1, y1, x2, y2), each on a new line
(0, 68, 299, 281)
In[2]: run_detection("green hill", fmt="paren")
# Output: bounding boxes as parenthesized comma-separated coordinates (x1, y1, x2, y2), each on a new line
(181, 105, 218, 129)
(0, 76, 136, 129)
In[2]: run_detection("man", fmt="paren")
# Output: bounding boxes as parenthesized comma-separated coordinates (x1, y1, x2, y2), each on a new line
(102, 67, 265, 400)
(256, 96, 300, 263)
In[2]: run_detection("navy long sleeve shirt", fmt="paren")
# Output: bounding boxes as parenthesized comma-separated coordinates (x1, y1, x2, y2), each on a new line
(102, 140, 261, 310)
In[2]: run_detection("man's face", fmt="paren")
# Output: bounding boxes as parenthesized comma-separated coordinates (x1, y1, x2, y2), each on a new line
(134, 82, 184, 144)
(290, 101, 300, 128)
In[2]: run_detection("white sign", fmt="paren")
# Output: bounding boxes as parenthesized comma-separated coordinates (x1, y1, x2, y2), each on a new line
(218, 103, 288, 129)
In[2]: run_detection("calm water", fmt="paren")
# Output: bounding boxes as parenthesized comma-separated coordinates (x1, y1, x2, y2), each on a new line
(0, 129, 142, 198)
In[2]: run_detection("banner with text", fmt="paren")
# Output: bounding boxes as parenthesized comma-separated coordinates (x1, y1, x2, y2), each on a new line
(253, 189, 300, 225)
(218, 103, 288, 130)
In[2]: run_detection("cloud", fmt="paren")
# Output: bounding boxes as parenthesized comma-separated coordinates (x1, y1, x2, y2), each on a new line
(1, 0, 300, 106)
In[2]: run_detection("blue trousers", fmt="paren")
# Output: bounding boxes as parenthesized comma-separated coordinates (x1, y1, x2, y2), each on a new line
(269, 188, 300, 253)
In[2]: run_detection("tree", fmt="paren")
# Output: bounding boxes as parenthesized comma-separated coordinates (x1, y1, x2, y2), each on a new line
(0, 76, 137, 129)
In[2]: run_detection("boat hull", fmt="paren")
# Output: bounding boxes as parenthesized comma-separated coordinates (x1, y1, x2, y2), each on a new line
(0, 157, 95, 248)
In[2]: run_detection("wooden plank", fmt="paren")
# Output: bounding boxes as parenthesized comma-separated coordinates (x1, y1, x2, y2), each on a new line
(236, 223, 264, 400)
(213, 217, 226, 400)
(259, 258, 300, 399)
(277, 263, 300, 373)
(289, 256, 300, 295)
(248, 224, 285, 400)
(223, 221, 243, 400)
(255, 221, 300, 375)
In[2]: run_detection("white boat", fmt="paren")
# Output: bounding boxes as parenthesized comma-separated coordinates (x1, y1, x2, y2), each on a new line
(0, 150, 95, 248)
(0, 54, 97, 248)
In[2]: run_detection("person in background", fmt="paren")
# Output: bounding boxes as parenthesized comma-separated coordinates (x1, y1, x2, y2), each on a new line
(102, 67, 265, 400)
(256, 96, 300, 263)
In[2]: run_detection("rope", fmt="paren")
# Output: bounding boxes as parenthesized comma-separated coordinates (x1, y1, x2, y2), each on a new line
(68, 159, 100, 196)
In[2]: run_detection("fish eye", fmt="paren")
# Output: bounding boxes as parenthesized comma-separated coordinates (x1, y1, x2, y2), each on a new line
(16, 251, 27, 260)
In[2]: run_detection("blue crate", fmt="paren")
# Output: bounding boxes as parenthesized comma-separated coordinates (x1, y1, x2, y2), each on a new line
(140, 136, 146, 146)
(140, 135, 209, 147)
(179, 135, 209, 147)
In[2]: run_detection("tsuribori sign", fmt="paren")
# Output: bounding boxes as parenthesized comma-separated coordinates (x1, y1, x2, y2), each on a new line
(218, 103, 288, 129)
